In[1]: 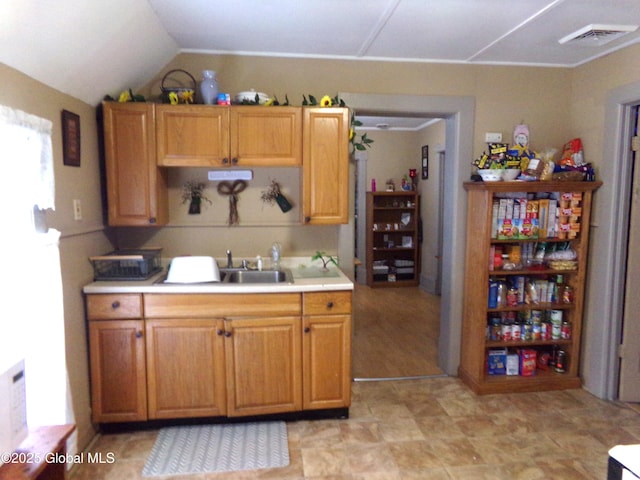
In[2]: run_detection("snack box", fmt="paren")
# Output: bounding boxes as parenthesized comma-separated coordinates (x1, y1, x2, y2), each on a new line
(487, 348, 508, 375)
(506, 353, 519, 376)
(497, 218, 539, 240)
(518, 349, 537, 376)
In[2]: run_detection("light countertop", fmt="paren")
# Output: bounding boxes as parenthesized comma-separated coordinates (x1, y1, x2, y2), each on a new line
(83, 257, 354, 294)
(609, 444, 640, 477)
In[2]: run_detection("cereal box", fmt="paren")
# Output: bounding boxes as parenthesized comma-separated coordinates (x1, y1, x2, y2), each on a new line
(487, 348, 507, 375)
(518, 349, 537, 376)
(506, 353, 519, 376)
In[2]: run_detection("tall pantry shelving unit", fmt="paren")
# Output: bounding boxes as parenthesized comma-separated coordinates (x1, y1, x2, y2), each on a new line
(366, 191, 421, 287)
(459, 180, 601, 395)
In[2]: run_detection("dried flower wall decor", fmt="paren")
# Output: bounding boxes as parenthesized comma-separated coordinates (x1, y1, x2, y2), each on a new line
(181, 181, 212, 214)
(260, 180, 293, 213)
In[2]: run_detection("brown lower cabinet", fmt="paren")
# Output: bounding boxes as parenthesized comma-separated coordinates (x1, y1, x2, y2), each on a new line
(145, 318, 227, 419)
(224, 316, 302, 417)
(88, 320, 147, 423)
(86, 291, 351, 423)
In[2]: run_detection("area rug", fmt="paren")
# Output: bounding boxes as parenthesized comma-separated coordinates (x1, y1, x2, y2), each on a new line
(142, 421, 289, 477)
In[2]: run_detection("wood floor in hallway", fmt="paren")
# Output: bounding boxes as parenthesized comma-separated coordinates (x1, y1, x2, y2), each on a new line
(352, 284, 444, 379)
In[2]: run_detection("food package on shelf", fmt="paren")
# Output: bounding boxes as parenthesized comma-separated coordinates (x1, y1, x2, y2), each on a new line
(559, 138, 585, 166)
(487, 348, 507, 375)
(518, 349, 537, 376)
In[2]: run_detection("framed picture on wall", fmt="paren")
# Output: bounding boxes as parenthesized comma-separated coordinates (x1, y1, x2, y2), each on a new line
(421, 145, 429, 179)
(62, 110, 81, 167)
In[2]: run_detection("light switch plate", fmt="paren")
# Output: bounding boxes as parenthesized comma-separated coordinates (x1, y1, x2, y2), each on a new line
(73, 199, 82, 220)
(485, 132, 503, 143)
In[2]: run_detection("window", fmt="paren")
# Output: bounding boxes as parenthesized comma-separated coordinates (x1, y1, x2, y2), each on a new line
(0, 105, 75, 448)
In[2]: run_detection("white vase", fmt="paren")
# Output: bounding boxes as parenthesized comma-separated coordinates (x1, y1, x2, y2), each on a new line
(200, 70, 218, 105)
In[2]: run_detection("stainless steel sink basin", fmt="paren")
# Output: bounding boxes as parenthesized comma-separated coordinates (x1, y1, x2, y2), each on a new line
(153, 268, 294, 285)
(221, 268, 293, 284)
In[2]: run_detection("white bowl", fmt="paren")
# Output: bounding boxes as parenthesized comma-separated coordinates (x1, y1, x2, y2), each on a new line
(235, 90, 270, 104)
(477, 169, 503, 182)
(502, 169, 521, 181)
(166, 256, 220, 283)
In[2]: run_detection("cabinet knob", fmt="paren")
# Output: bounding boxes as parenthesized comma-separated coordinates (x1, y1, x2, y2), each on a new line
(217, 329, 224, 336)
(135, 330, 143, 338)
(304, 327, 311, 333)
(326, 301, 334, 309)
(224, 331, 232, 337)
(231, 157, 238, 165)
(149, 217, 157, 224)
(111, 301, 120, 309)
(222, 157, 229, 164)
(304, 216, 311, 223)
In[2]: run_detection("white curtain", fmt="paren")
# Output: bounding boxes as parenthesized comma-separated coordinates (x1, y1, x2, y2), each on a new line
(0, 105, 75, 437)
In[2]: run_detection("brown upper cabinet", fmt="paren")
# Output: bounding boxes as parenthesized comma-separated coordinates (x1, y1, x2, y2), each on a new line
(102, 102, 169, 226)
(102, 103, 349, 226)
(302, 107, 350, 224)
(156, 105, 302, 167)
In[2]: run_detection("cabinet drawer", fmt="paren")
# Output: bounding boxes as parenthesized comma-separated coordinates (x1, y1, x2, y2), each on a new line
(144, 293, 302, 318)
(86, 294, 142, 319)
(303, 291, 352, 315)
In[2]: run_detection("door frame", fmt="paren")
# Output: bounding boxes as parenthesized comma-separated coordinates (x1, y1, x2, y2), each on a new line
(584, 82, 639, 399)
(435, 148, 446, 295)
(619, 107, 640, 401)
(339, 92, 475, 376)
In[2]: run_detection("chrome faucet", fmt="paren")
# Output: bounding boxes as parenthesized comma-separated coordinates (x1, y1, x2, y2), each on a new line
(226, 249, 233, 268)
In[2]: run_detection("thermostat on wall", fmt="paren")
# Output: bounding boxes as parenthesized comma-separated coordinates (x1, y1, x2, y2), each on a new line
(208, 170, 253, 181)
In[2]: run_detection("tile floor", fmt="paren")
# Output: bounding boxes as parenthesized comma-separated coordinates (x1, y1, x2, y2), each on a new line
(69, 377, 640, 479)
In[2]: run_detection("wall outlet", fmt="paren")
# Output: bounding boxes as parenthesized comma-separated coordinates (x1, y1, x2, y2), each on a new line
(485, 132, 503, 143)
(73, 199, 82, 221)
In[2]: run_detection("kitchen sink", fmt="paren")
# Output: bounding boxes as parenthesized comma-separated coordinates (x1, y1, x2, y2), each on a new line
(153, 268, 294, 285)
(221, 268, 293, 284)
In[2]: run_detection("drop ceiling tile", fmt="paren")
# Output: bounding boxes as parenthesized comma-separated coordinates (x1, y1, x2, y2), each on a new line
(149, 0, 393, 56)
(471, 0, 640, 65)
(364, 0, 557, 61)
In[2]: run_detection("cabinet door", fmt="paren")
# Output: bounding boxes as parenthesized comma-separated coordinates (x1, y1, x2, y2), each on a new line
(145, 319, 227, 419)
(89, 320, 147, 423)
(156, 105, 230, 166)
(302, 108, 350, 224)
(102, 102, 168, 226)
(224, 316, 301, 417)
(303, 314, 352, 410)
(230, 106, 302, 166)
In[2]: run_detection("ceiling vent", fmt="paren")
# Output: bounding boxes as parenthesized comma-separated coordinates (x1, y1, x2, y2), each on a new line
(559, 24, 638, 46)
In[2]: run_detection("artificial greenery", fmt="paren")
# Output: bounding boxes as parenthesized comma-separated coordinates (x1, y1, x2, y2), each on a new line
(301, 94, 374, 152)
(103, 89, 146, 102)
(312, 251, 339, 270)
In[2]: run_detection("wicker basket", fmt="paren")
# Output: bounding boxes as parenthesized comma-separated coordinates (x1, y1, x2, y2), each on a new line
(160, 69, 196, 104)
(90, 248, 162, 281)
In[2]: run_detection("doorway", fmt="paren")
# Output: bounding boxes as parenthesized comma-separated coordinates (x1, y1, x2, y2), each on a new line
(584, 81, 640, 400)
(339, 92, 475, 376)
(618, 103, 640, 402)
(353, 115, 444, 293)
(350, 116, 445, 379)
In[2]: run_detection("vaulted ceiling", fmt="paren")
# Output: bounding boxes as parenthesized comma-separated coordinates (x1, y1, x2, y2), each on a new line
(2, 0, 640, 106)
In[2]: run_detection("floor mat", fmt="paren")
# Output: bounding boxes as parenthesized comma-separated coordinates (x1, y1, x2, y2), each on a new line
(142, 421, 289, 477)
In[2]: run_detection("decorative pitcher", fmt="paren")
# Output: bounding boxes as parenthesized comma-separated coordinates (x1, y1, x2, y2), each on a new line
(200, 70, 218, 105)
